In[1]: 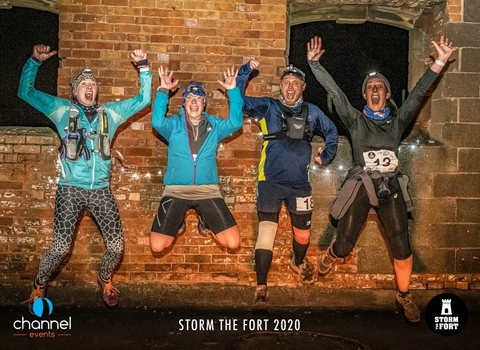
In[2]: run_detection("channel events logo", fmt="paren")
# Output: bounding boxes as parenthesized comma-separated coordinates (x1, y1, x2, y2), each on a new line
(13, 297, 72, 338)
(425, 293, 468, 336)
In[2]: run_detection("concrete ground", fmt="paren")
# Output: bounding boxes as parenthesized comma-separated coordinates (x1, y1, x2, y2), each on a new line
(1, 285, 479, 349)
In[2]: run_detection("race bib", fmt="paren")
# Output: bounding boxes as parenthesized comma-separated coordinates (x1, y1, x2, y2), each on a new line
(363, 149, 398, 173)
(296, 196, 314, 212)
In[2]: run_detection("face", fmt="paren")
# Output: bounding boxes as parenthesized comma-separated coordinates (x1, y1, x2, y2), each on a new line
(183, 93, 205, 119)
(363, 77, 390, 111)
(280, 75, 306, 106)
(75, 78, 98, 106)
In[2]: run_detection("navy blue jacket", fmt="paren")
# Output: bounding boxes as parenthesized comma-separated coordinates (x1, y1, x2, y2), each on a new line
(236, 62, 338, 185)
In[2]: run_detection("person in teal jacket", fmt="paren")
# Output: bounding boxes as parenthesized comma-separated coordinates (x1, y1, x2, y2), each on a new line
(19, 44, 152, 311)
(150, 66, 242, 253)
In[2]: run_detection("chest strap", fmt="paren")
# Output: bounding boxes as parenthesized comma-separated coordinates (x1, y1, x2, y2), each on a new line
(263, 102, 310, 141)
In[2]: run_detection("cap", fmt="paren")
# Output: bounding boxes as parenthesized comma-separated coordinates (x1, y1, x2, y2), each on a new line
(182, 82, 206, 105)
(362, 72, 391, 95)
(72, 67, 97, 98)
(281, 64, 306, 82)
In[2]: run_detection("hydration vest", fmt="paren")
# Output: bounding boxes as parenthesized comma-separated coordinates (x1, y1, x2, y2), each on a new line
(59, 104, 111, 162)
(262, 102, 311, 141)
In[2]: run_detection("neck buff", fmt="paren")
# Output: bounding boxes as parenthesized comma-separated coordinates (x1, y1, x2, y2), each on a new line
(363, 105, 390, 120)
(279, 95, 303, 109)
(73, 98, 100, 123)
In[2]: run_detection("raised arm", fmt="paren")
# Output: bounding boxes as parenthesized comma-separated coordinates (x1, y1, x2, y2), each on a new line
(216, 67, 244, 139)
(151, 66, 179, 137)
(18, 45, 68, 124)
(104, 49, 152, 125)
(398, 36, 457, 128)
(307, 36, 361, 128)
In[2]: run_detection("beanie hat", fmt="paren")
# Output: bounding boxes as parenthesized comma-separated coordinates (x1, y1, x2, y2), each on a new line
(72, 68, 97, 98)
(362, 72, 391, 95)
(182, 82, 206, 105)
(281, 64, 306, 82)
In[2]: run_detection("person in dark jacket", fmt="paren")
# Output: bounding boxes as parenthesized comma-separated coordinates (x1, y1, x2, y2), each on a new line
(307, 35, 456, 323)
(236, 59, 338, 311)
(150, 66, 243, 253)
(19, 44, 152, 312)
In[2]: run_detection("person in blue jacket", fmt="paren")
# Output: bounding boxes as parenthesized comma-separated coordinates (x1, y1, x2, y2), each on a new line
(150, 66, 243, 253)
(236, 59, 338, 311)
(18, 44, 152, 311)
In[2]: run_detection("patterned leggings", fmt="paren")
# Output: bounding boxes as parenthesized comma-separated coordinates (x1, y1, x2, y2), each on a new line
(36, 185, 124, 285)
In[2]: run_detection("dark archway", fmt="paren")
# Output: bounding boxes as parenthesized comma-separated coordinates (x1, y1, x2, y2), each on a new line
(288, 21, 409, 136)
(0, 7, 59, 128)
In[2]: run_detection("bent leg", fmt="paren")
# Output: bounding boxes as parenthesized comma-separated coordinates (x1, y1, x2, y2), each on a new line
(195, 198, 239, 249)
(333, 185, 371, 258)
(150, 196, 187, 252)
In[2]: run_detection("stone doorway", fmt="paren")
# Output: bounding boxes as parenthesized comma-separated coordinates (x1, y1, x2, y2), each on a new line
(285, 0, 448, 139)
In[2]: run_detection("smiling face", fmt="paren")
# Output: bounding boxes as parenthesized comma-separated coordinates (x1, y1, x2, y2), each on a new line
(183, 93, 205, 119)
(75, 78, 98, 106)
(280, 75, 306, 106)
(363, 77, 390, 112)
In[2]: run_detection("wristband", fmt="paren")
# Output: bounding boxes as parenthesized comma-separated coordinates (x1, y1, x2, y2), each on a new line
(31, 56, 43, 64)
(435, 59, 445, 67)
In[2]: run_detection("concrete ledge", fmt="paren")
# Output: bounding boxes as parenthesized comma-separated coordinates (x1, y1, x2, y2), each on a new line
(2, 284, 480, 312)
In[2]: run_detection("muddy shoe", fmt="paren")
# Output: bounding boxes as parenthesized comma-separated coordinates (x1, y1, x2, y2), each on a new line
(396, 292, 421, 323)
(253, 284, 268, 313)
(25, 282, 47, 316)
(97, 275, 120, 307)
(289, 257, 315, 285)
(318, 246, 337, 275)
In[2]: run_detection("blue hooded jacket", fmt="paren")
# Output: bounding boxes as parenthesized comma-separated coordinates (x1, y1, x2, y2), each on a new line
(152, 87, 243, 186)
(18, 58, 152, 190)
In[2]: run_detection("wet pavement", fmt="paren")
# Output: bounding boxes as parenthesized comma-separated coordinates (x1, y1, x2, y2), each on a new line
(1, 305, 478, 349)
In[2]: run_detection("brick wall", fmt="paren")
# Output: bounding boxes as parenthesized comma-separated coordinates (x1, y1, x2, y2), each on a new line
(1, 0, 479, 295)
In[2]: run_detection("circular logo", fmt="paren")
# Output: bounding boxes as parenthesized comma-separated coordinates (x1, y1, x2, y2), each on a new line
(425, 293, 468, 336)
(32, 297, 54, 318)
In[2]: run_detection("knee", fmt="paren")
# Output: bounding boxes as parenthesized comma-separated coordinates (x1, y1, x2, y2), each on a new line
(216, 227, 240, 250)
(292, 227, 310, 244)
(150, 232, 174, 253)
(331, 240, 352, 258)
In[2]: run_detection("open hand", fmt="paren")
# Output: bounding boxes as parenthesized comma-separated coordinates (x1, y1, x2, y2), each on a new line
(218, 66, 238, 90)
(431, 36, 457, 63)
(158, 66, 179, 90)
(307, 36, 325, 61)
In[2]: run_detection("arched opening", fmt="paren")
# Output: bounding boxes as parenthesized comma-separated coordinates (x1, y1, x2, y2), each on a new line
(0, 7, 59, 128)
(285, 0, 448, 141)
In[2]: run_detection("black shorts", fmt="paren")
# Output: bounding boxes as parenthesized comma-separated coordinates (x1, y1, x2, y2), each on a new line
(256, 181, 313, 215)
(151, 196, 237, 237)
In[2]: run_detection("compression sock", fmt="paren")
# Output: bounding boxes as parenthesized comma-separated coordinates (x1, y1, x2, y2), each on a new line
(255, 249, 273, 285)
(293, 239, 309, 266)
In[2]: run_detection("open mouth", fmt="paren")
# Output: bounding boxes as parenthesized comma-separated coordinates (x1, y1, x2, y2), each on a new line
(85, 92, 93, 101)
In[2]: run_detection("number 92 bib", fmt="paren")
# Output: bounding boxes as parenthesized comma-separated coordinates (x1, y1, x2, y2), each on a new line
(363, 149, 398, 173)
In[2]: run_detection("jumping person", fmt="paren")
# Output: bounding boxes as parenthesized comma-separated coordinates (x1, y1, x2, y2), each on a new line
(150, 66, 243, 253)
(307, 35, 457, 323)
(19, 44, 152, 311)
(236, 59, 338, 311)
